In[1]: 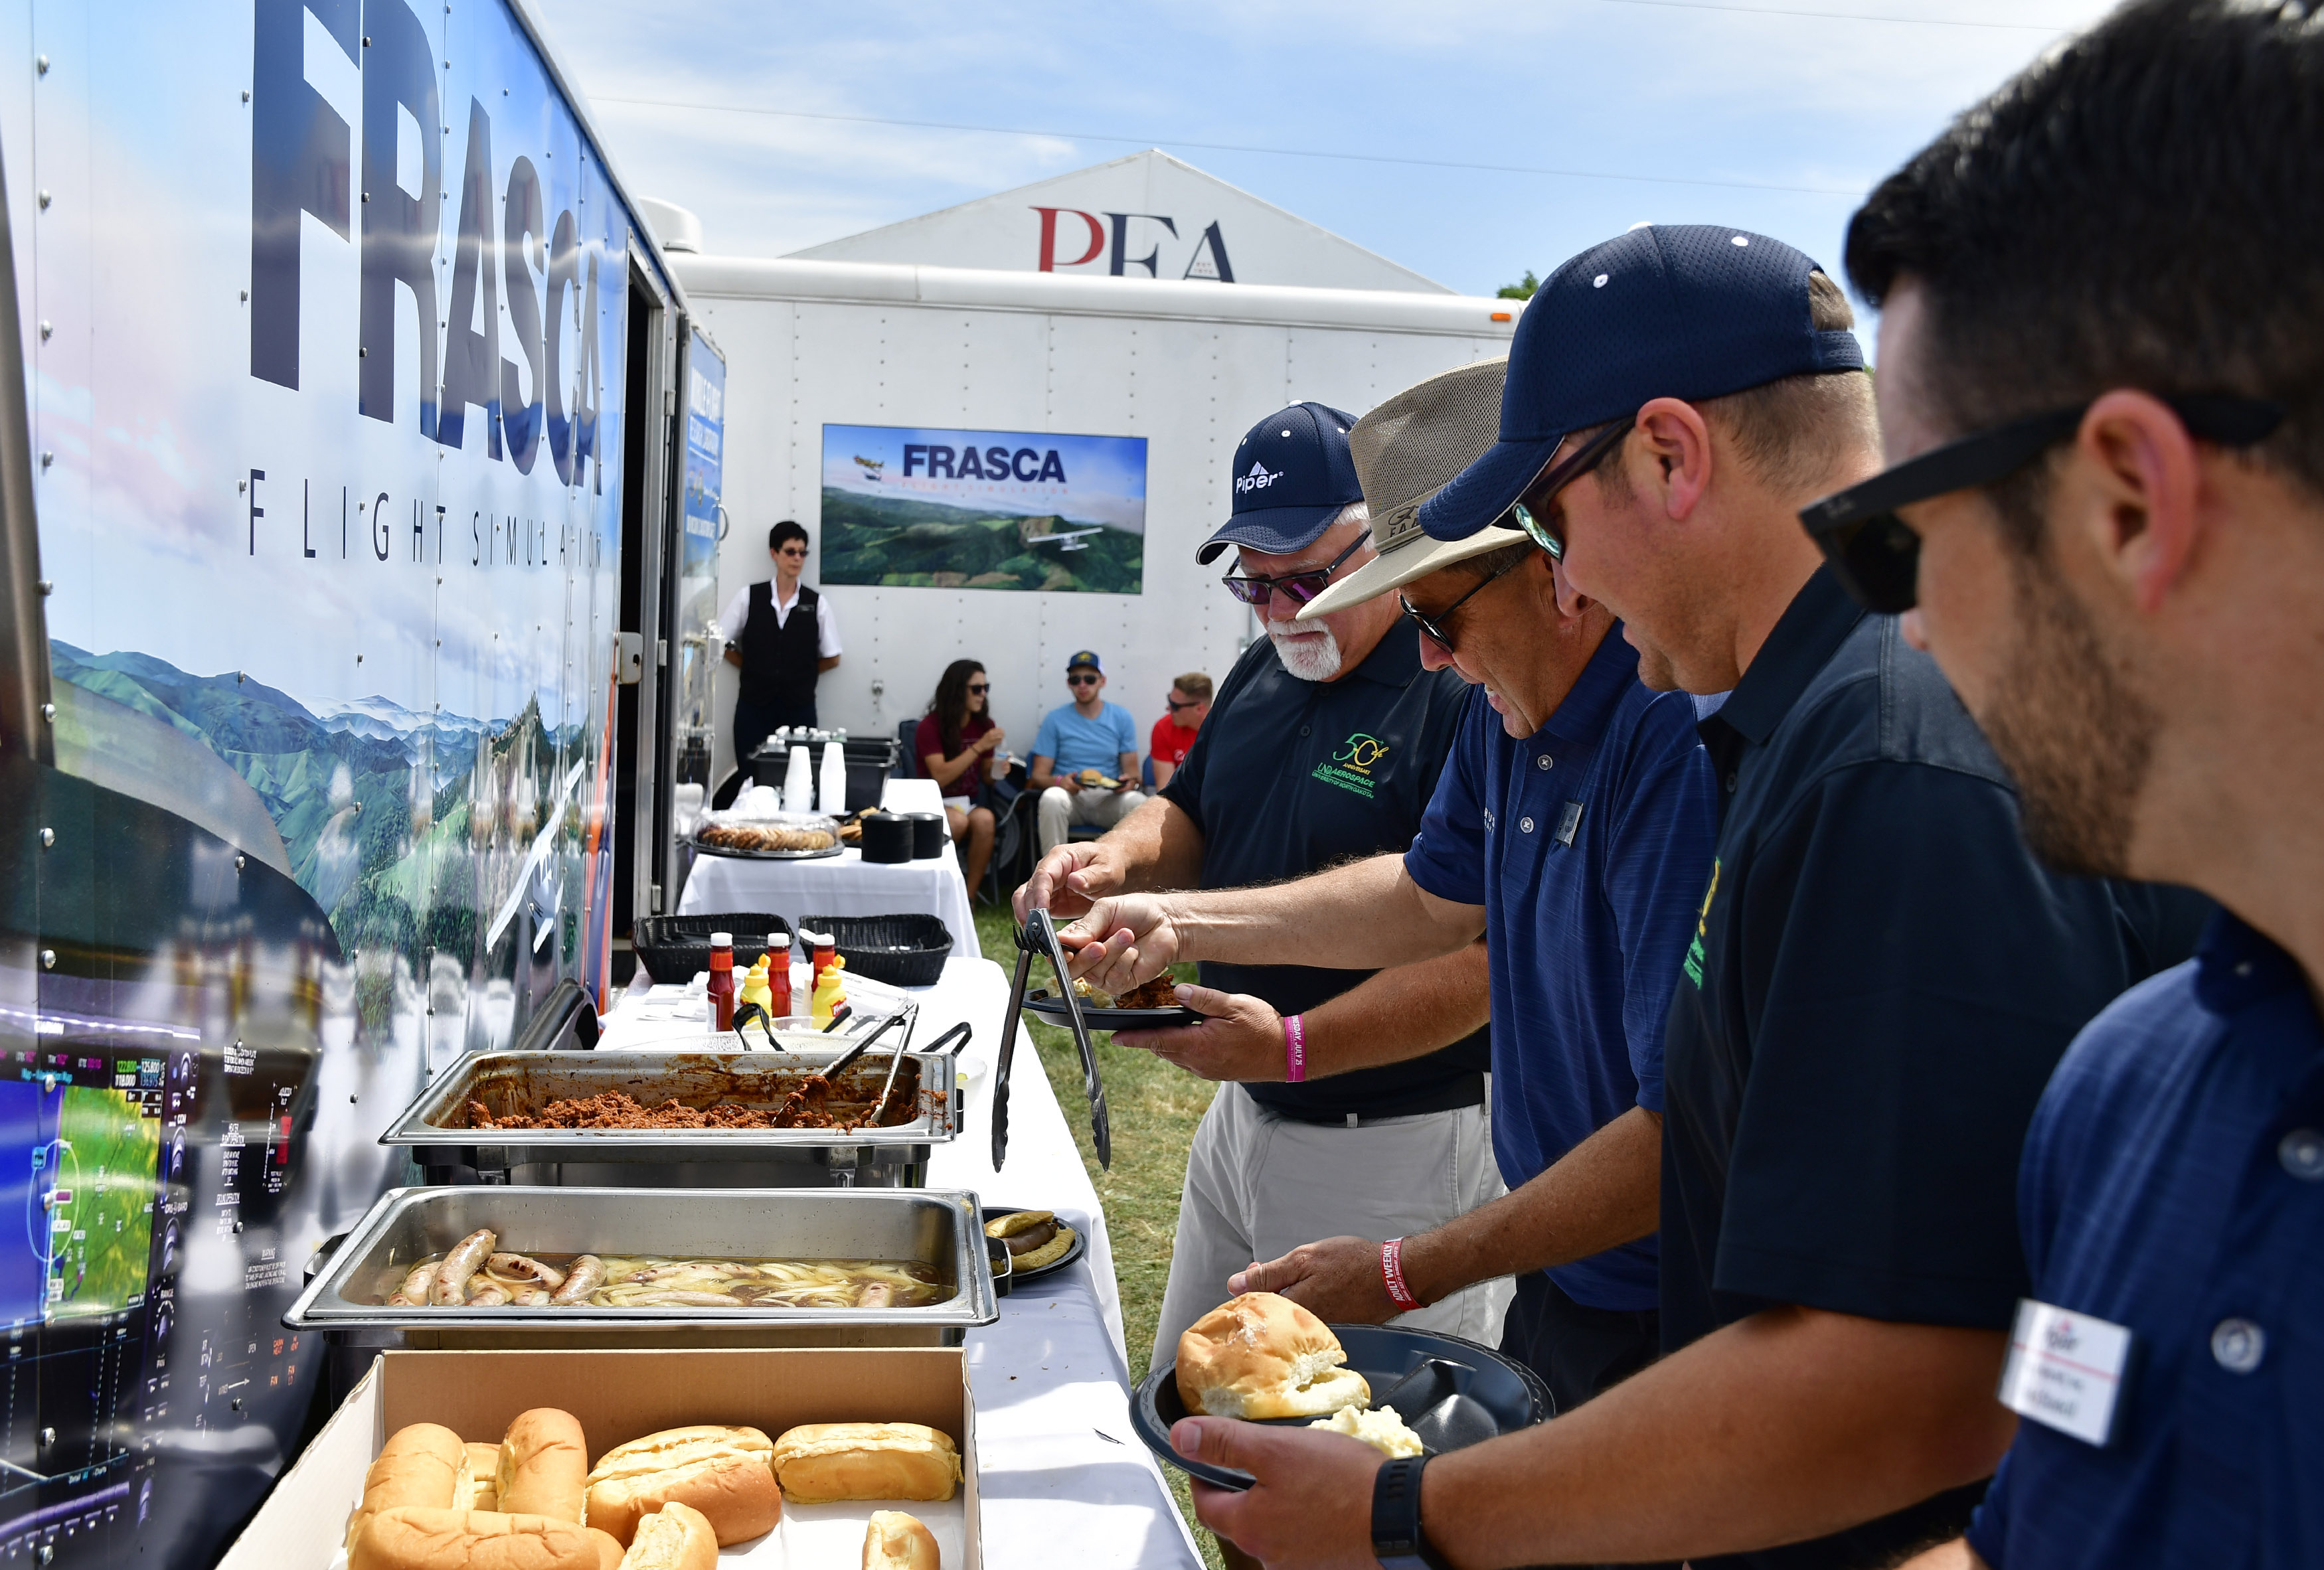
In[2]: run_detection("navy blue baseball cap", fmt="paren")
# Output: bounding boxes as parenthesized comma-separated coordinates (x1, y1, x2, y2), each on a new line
(1418, 225, 1865, 542)
(1197, 402, 1365, 566)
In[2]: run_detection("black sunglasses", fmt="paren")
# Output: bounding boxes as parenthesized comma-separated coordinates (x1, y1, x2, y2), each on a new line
(1220, 534, 1367, 607)
(1066, 673, 1101, 686)
(1399, 554, 1523, 655)
(1503, 417, 1634, 560)
(967, 682, 989, 695)
(1799, 394, 2285, 614)
(1166, 694, 1201, 711)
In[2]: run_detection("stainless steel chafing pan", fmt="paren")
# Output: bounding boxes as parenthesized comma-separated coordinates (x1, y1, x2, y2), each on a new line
(377, 1049, 959, 1188)
(286, 1186, 998, 1353)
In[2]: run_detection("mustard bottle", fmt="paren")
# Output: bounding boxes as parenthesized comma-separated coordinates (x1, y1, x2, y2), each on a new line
(811, 953, 849, 1024)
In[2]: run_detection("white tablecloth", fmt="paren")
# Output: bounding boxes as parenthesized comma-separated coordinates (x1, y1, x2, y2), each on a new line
(597, 959, 1203, 1570)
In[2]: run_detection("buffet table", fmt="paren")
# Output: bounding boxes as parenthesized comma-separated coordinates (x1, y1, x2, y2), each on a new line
(675, 845, 983, 963)
(597, 957, 1202, 1569)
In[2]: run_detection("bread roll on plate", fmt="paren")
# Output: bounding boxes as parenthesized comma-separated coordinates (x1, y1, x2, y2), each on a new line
(346, 1423, 468, 1551)
(499, 1410, 588, 1524)
(864, 1510, 942, 1570)
(584, 1425, 778, 1546)
(1176, 1292, 1370, 1419)
(770, 1422, 961, 1502)
(348, 1506, 598, 1570)
(616, 1502, 718, 1570)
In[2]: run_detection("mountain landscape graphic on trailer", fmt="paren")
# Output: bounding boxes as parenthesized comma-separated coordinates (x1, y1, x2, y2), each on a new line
(48, 643, 582, 1023)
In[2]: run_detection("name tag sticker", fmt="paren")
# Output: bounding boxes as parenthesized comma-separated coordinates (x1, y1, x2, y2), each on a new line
(1999, 1298, 2133, 1447)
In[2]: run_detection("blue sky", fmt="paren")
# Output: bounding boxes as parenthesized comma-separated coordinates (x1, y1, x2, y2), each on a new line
(531, 0, 2116, 303)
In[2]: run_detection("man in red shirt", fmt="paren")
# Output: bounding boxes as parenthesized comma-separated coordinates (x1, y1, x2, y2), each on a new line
(1148, 672, 1212, 789)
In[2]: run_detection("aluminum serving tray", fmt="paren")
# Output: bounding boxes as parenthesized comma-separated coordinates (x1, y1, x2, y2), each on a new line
(286, 1186, 998, 1353)
(379, 1048, 959, 1188)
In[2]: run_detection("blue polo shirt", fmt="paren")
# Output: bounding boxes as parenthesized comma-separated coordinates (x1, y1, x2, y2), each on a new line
(1031, 700, 1137, 776)
(1967, 909, 2324, 1569)
(1404, 631, 1716, 1311)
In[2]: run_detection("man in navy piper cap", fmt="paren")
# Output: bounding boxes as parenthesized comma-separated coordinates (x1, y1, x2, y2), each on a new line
(1018, 400, 1505, 1411)
(1137, 225, 2202, 1570)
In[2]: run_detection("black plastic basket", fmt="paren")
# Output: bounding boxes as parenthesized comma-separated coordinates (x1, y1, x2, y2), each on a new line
(632, 913, 795, 984)
(801, 912, 955, 988)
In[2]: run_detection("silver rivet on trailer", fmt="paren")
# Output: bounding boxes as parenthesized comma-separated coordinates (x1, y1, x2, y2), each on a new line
(359, 347, 367, 356)
(239, 289, 248, 302)
(362, 35, 369, 44)
(34, 55, 46, 75)
(37, 1429, 51, 1446)
(35, 580, 49, 595)
(39, 451, 50, 469)
(39, 703, 52, 724)
(235, 854, 246, 872)
(242, 90, 250, 102)
(38, 951, 54, 971)
(238, 479, 246, 492)
(38, 828, 52, 848)
(37, 1544, 51, 1565)
(37, 319, 48, 339)
(36, 190, 48, 209)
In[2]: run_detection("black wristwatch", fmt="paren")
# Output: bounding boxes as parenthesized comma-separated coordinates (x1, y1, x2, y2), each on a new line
(1372, 1454, 1452, 1570)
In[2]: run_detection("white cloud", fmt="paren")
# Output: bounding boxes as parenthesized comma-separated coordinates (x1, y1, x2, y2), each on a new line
(533, 0, 2121, 294)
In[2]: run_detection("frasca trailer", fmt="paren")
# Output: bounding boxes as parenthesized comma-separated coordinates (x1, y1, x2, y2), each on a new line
(673, 253, 1523, 789)
(0, 1, 722, 1564)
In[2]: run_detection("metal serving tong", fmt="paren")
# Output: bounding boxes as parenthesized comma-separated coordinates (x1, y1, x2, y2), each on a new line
(995, 909, 1112, 1172)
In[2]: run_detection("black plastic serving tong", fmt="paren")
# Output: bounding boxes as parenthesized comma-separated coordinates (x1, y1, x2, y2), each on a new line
(995, 909, 1112, 1172)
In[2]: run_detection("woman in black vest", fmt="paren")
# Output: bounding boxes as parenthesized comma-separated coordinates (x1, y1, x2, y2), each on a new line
(720, 520, 842, 765)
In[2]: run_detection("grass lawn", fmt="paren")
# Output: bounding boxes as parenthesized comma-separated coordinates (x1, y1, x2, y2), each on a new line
(970, 900, 1226, 1568)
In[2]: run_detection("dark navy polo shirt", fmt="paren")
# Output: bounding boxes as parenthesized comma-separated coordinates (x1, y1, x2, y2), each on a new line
(1661, 566, 2209, 1570)
(1403, 631, 1715, 1312)
(1967, 909, 2323, 1569)
(1161, 624, 1489, 1120)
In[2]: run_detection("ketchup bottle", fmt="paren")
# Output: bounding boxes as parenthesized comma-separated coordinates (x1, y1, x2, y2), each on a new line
(706, 931, 736, 1032)
(768, 932, 793, 1019)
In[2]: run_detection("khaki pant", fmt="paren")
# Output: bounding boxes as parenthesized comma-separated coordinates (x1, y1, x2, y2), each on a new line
(1147, 1083, 1511, 1375)
(1037, 785, 1149, 857)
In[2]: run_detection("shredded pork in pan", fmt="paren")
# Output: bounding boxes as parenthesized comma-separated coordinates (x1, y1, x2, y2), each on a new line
(461, 1084, 935, 1132)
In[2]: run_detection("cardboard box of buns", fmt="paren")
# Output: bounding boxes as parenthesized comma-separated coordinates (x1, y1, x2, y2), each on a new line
(218, 1348, 979, 1569)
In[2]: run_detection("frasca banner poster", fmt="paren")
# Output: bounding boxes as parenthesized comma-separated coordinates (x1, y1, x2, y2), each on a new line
(819, 422, 1148, 593)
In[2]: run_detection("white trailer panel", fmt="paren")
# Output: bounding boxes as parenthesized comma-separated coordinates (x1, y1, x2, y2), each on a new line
(675, 258, 1523, 784)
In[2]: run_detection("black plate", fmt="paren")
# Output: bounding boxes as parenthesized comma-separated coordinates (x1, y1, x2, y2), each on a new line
(1131, 1324, 1554, 1490)
(980, 1206, 1088, 1284)
(1023, 989, 1199, 1030)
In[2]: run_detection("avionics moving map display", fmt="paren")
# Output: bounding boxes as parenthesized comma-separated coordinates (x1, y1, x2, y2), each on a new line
(0, 0, 673, 1563)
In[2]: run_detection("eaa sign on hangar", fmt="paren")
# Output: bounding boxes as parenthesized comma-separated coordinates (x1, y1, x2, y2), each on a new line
(789, 149, 1446, 293)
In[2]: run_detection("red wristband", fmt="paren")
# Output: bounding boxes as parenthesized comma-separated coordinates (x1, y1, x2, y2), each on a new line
(1380, 1237, 1421, 1312)
(1283, 1013, 1307, 1083)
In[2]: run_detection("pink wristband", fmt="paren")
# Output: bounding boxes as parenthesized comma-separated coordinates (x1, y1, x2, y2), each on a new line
(1381, 1237, 1421, 1312)
(1282, 1012, 1307, 1082)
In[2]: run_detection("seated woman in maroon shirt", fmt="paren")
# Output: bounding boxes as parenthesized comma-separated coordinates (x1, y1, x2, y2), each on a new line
(916, 659, 1005, 898)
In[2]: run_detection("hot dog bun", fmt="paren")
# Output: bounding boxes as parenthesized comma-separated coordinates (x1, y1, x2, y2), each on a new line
(1175, 1291, 1370, 1419)
(863, 1510, 941, 1570)
(616, 1502, 718, 1570)
(498, 1409, 588, 1524)
(584, 1425, 778, 1546)
(586, 1527, 625, 1570)
(461, 1443, 504, 1512)
(348, 1507, 598, 1570)
(346, 1424, 468, 1551)
(770, 1423, 961, 1503)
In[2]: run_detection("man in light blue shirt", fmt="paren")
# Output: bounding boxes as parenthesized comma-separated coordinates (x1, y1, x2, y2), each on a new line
(1029, 650, 1146, 856)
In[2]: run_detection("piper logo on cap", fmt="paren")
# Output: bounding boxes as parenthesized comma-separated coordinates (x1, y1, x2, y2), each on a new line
(1235, 461, 1282, 495)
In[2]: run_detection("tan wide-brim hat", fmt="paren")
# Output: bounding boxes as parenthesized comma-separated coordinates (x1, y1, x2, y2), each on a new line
(1297, 358, 1530, 621)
